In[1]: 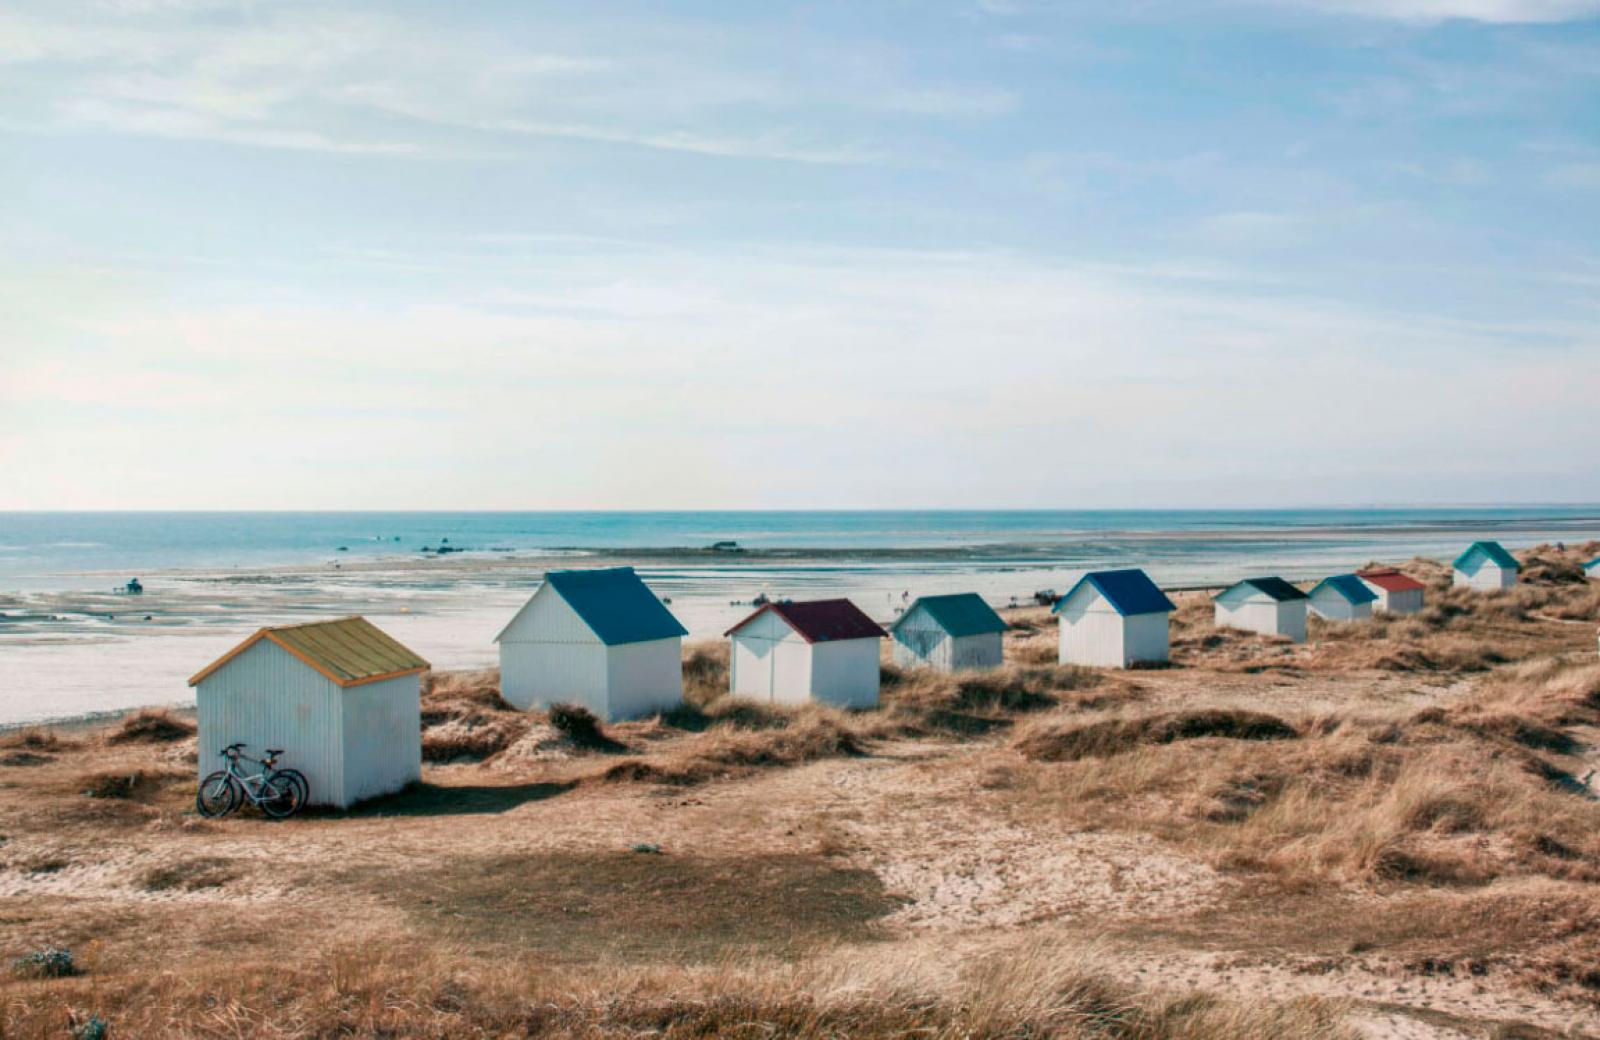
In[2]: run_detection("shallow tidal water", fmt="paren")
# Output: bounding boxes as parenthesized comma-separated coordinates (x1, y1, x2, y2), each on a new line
(3, 508, 1597, 725)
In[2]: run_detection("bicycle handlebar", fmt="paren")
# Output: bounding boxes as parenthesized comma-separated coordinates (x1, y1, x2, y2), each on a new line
(219, 742, 289, 764)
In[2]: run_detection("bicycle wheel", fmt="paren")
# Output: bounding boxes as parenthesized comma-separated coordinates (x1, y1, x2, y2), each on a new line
(196, 771, 240, 818)
(259, 773, 304, 819)
(271, 768, 309, 807)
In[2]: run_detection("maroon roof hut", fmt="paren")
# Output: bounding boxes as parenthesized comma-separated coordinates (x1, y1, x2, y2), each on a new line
(725, 599, 885, 709)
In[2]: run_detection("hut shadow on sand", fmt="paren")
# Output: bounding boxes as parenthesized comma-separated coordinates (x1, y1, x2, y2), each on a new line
(341, 779, 575, 818)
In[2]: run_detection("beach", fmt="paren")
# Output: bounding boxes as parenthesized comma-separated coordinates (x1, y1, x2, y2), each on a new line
(4, 542, 1599, 1038)
(4, 509, 1600, 726)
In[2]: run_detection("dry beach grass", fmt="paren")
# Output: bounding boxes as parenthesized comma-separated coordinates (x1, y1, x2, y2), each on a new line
(2, 543, 1598, 1037)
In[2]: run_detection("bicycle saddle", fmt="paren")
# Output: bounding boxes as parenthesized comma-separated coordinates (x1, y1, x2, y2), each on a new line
(264, 748, 285, 757)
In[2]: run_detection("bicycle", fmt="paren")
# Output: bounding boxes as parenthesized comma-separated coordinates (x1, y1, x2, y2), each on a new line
(196, 743, 308, 819)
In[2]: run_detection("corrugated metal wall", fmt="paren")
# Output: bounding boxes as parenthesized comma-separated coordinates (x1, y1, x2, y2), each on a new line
(1057, 588, 1127, 667)
(195, 640, 347, 807)
(1121, 612, 1170, 666)
(1308, 589, 1370, 621)
(498, 586, 608, 713)
(1058, 587, 1169, 668)
(1215, 594, 1305, 642)
(605, 637, 683, 720)
(1214, 592, 1272, 637)
(807, 638, 880, 708)
(949, 632, 1004, 670)
(731, 612, 813, 703)
(891, 605, 951, 670)
(1276, 601, 1308, 642)
(339, 674, 422, 805)
(1453, 558, 1516, 590)
(1376, 588, 1425, 614)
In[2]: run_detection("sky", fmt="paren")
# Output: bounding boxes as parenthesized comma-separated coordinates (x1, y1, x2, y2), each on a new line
(1, 0, 1597, 510)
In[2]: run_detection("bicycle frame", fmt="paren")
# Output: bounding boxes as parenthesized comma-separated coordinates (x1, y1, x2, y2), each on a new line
(221, 751, 286, 806)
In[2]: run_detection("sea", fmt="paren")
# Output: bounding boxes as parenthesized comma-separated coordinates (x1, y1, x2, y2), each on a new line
(3, 508, 1597, 726)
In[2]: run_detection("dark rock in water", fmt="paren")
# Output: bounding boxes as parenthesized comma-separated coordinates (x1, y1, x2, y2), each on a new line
(336, 546, 348, 552)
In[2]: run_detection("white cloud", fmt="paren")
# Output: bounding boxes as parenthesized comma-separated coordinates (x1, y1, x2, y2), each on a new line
(1267, 0, 1600, 22)
(0, 1, 996, 162)
(4, 243, 1595, 509)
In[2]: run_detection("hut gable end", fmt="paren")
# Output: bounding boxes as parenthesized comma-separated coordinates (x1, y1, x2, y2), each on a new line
(495, 582, 600, 646)
(1054, 569, 1175, 619)
(1055, 580, 1115, 617)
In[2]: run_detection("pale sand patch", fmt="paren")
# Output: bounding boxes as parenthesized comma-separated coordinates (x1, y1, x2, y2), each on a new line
(1117, 948, 1599, 1037)
(1346, 1011, 1474, 1039)
(820, 751, 1225, 931)
(0, 835, 296, 905)
(486, 722, 578, 768)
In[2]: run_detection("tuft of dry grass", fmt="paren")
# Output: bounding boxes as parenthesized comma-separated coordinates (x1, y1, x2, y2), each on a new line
(423, 669, 514, 711)
(547, 703, 628, 752)
(0, 940, 1360, 1040)
(106, 708, 195, 745)
(1519, 542, 1593, 586)
(420, 669, 531, 762)
(0, 727, 75, 752)
(883, 662, 1102, 714)
(420, 713, 529, 762)
(602, 710, 864, 786)
(681, 640, 731, 704)
(77, 767, 187, 801)
(1008, 658, 1600, 905)
(1017, 710, 1298, 763)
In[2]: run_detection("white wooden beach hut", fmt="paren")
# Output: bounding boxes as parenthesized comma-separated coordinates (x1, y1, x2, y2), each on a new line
(726, 599, 885, 708)
(1213, 577, 1308, 642)
(889, 593, 1009, 671)
(1452, 542, 1519, 591)
(1307, 575, 1377, 622)
(495, 567, 686, 721)
(1581, 556, 1599, 581)
(1357, 568, 1426, 615)
(1053, 569, 1176, 668)
(188, 617, 427, 809)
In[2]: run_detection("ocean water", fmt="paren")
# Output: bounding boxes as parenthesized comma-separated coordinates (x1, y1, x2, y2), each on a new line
(5, 508, 1600, 584)
(2, 508, 1597, 725)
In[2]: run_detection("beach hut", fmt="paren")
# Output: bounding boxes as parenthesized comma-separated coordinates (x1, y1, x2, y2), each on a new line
(1357, 568, 1426, 615)
(1307, 575, 1377, 622)
(1212, 577, 1308, 642)
(726, 599, 885, 708)
(495, 567, 686, 721)
(1582, 557, 1599, 581)
(1452, 541, 1519, 591)
(1053, 569, 1175, 668)
(889, 593, 1009, 671)
(188, 616, 427, 809)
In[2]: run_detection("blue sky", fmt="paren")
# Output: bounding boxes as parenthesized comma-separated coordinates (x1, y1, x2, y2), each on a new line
(1, 0, 1597, 509)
